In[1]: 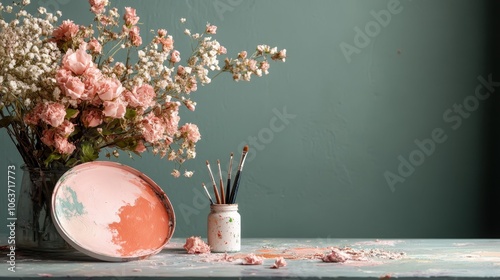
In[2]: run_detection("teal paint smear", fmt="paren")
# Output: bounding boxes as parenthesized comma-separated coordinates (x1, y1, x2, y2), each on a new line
(57, 186, 86, 218)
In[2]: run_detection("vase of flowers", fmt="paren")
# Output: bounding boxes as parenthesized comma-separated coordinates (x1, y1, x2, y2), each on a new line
(0, 0, 285, 251)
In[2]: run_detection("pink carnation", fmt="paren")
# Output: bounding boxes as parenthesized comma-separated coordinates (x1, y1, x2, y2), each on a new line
(56, 120, 75, 137)
(159, 36, 174, 52)
(87, 39, 102, 54)
(124, 84, 155, 108)
(62, 46, 93, 75)
(205, 24, 217, 34)
(52, 20, 79, 42)
(24, 103, 44, 125)
(40, 102, 66, 127)
(41, 129, 56, 147)
(61, 76, 85, 99)
(81, 108, 103, 127)
(180, 123, 201, 143)
(141, 113, 166, 143)
(124, 7, 139, 26)
(128, 26, 142, 46)
(103, 97, 127, 119)
(81, 67, 103, 102)
(135, 140, 146, 153)
(97, 78, 123, 101)
(54, 134, 76, 155)
(89, 0, 107, 14)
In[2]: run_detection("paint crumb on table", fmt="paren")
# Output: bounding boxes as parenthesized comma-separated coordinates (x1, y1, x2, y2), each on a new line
(322, 247, 406, 263)
(242, 254, 264, 265)
(201, 253, 235, 263)
(271, 257, 287, 269)
(322, 248, 349, 263)
(183, 236, 211, 254)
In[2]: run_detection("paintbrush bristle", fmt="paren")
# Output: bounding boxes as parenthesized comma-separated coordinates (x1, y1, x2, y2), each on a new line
(243, 145, 249, 153)
(206, 160, 209, 165)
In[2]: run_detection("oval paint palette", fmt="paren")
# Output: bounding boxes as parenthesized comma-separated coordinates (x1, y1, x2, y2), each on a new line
(51, 161, 175, 262)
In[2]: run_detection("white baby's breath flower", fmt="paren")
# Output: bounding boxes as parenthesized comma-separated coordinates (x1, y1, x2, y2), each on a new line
(6, 6, 13, 13)
(183, 170, 194, 178)
(180, 18, 186, 23)
(24, 98, 31, 106)
(22, 0, 30, 6)
(184, 29, 190, 35)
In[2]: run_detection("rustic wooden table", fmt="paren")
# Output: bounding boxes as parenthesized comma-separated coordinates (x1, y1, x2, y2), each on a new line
(3, 238, 500, 279)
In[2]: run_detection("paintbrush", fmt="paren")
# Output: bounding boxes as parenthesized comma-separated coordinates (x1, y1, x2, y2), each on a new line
(217, 159, 225, 204)
(202, 183, 214, 205)
(206, 160, 221, 204)
(228, 145, 249, 204)
(225, 152, 233, 204)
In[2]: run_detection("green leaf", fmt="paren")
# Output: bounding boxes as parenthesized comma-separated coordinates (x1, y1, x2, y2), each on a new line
(125, 109, 137, 120)
(65, 108, 79, 119)
(44, 152, 61, 167)
(80, 142, 99, 162)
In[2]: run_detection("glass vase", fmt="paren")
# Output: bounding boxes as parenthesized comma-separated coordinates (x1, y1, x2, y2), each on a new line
(16, 165, 74, 252)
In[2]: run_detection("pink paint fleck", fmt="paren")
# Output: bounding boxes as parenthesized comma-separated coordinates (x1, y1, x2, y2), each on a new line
(242, 254, 264, 265)
(183, 236, 211, 254)
(271, 257, 287, 269)
(322, 248, 349, 263)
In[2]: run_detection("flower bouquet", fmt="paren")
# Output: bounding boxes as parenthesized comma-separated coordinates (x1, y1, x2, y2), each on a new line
(0, 0, 286, 250)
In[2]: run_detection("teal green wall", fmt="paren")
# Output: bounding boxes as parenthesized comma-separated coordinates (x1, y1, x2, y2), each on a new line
(0, 0, 496, 241)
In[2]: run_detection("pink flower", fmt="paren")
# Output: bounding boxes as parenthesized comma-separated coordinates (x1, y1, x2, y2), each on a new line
(141, 112, 166, 143)
(205, 24, 217, 34)
(238, 51, 247, 59)
(171, 169, 180, 178)
(158, 29, 167, 37)
(62, 46, 93, 75)
(54, 134, 76, 155)
(260, 61, 270, 74)
(124, 84, 155, 108)
(183, 99, 196, 111)
(24, 103, 44, 125)
(180, 123, 201, 143)
(87, 39, 102, 54)
(128, 26, 142, 46)
(41, 129, 56, 147)
(164, 107, 180, 136)
(103, 97, 127, 119)
(271, 49, 287, 62)
(40, 102, 66, 127)
(56, 120, 75, 137)
(124, 7, 139, 26)
(81, 108, 103, 127)
(56, 68, 73, 85)
(82, 67, 103, 101)
(218, 45, 227, 55)
(97, 78, 123, 101)
(159, 36, 174, 52)
(61, 76, 85, 99)
(135, 140, 146, 153)
(89, 0, 107, 14)
(52, 20, 79, 42)
(170, 50, 181, 63)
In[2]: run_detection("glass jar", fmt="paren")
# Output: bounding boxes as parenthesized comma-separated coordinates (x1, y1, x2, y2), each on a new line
(16, 165, 74, 252)
(207, 204, 240, 252)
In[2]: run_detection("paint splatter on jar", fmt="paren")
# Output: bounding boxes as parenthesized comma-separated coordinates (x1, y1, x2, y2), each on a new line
(207, 204, 240, 252)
